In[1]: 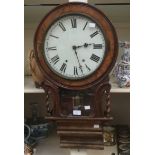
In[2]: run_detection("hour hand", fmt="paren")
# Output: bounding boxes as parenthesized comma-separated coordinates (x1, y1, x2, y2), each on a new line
(76, 43, 93, 49)
(83, 43, 93, 48)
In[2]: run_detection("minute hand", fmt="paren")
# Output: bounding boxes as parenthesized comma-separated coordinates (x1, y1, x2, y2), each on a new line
(73, 48, 83, 74)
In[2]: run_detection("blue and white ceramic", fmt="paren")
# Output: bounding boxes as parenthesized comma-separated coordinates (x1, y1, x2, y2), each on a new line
(113, 41, 130, 88)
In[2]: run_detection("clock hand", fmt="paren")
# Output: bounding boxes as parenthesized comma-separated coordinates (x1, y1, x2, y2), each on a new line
(76, 43, 93, 49)
(72, 46, 83, 74)
(84, 43, 93, 48)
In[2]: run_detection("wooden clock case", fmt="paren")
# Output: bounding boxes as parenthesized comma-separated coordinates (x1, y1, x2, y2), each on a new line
(33, 2, 118, 149)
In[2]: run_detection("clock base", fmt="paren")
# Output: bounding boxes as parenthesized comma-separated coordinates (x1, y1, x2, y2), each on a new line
(58, 126, 104, 149)
(52, 119, 113, 149)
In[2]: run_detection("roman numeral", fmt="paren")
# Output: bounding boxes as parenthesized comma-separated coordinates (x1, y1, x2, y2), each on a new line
(50, 35, 59, 39)
(74, 66, 78, 76)
(90, 31, 99, 38)
(83, 21, 88, 30)
(93, 44, 103, 49)
(71, 18, 77, 28)
(90, 54, 100, 63)
(59, 22, 66, 31)
(60, 63, 67, 73)
(47, 46, 57, 50)
(51, 55, 60, 65)
(85, 64, 91, 71)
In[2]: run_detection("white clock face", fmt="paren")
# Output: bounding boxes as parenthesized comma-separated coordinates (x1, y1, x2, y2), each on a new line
(44, 14, 106, 79)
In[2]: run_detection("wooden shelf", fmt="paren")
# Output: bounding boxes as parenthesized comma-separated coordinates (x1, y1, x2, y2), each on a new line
(24, 76, 130, 93)
(110, 77, 130, 93)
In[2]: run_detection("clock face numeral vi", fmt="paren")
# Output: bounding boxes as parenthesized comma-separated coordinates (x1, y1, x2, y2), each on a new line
(60, 63, 67, 73)
(90, 54, 100, 63)
(71, 18, 77, 28)
(51, 55, 60, 65)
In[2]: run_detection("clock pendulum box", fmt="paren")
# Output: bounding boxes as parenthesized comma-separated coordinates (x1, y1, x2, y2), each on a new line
(33, 2, 118, 149)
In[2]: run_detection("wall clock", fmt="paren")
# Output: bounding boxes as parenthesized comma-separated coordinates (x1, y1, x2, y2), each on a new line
(33, 2, 118, 149)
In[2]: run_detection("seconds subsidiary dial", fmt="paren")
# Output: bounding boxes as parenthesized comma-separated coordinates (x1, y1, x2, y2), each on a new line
(44, 14, 106, 80)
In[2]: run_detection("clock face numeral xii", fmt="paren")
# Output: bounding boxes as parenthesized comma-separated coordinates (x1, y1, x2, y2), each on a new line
(71, 18, 77, 28)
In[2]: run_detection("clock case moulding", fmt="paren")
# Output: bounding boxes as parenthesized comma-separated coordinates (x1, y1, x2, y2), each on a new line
(33, 2, 118, 149)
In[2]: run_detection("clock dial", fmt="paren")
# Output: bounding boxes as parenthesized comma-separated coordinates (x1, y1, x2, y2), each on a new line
(44, 14, 106, 79)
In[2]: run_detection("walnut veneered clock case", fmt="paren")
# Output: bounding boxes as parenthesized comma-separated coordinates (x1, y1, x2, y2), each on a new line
(33, 2, 118, 149)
